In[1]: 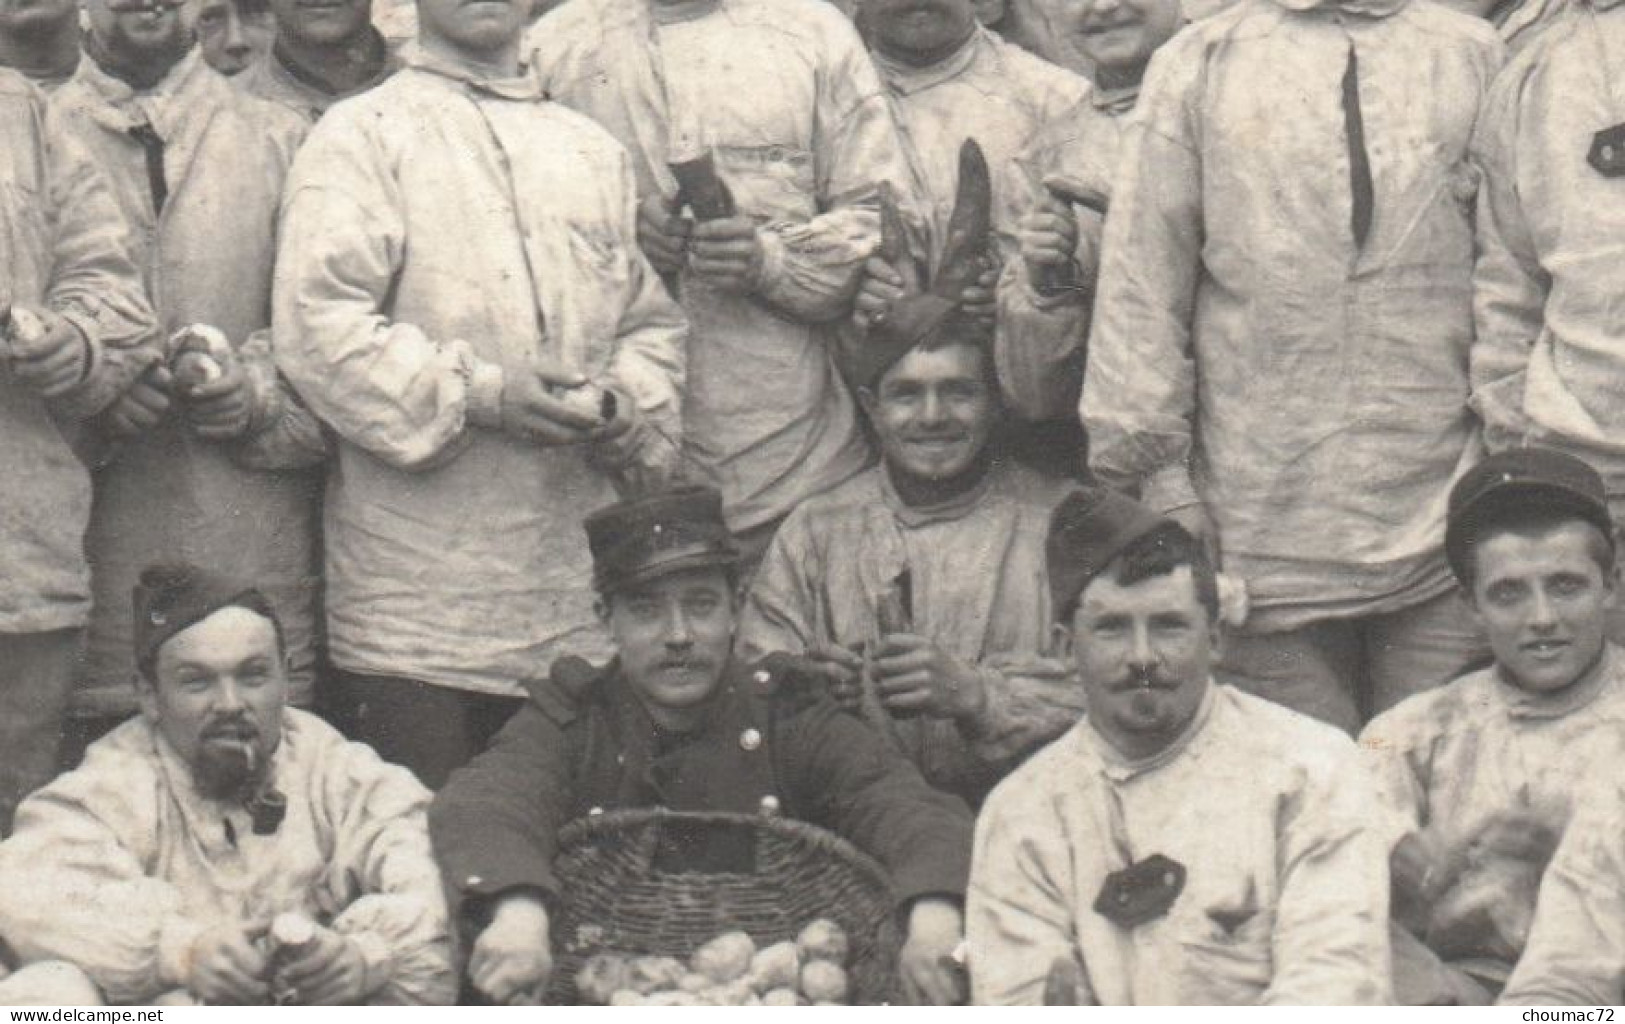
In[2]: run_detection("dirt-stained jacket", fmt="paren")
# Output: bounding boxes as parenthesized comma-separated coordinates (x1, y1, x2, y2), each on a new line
(51, 51, 323, 716)
(0, 69, 158, 635)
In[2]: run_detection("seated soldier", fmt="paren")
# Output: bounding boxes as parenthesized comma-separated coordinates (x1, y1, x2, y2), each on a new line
(968, 488, 1390, 1004)
(740, 205, 1084, 807)
(0, 564, 455, 1006)
(1362, 449, 1625, 1003)
(431, 487, 975, 1006)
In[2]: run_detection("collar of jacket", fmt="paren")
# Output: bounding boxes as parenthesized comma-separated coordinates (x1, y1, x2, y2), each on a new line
(1270, 0, 1409, 19)
(874, 24, 987, 97)
(73, 45, 215, 138)
(649, 0, 725, 25)
(1091, 80, 1139, 115)
(399, 41, 547, 101)
(1497, 641, 1623, 722)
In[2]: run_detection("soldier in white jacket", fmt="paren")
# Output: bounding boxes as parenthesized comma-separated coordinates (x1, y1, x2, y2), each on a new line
(0, 564, 455, 1005)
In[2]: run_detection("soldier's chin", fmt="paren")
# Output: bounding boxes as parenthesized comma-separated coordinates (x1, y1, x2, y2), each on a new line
(193, 737, 264, 800)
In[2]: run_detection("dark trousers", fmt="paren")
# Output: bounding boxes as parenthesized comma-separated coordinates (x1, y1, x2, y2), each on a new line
(329, 669, 523, 789)
(0, 630, 82, 834)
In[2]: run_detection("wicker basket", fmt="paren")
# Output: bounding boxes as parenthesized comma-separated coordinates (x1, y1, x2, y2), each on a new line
(545, 808, 901, 1005)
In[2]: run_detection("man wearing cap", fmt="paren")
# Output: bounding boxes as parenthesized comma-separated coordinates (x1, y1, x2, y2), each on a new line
(50, 0, 325, 759)
(0, 0, 81, 89)
(1471, 0, 1625, 615)
(739, 317, 1084, 807)
(1081, 0, 1501, 733)
(526, 0, 919, 568)
(1360, 448, 1625, 1003)
(431, 487, 975, 1005)
(0, 563, 456, 1006)
(0, 69, 157, 833)
(273, 0, 686, 785)
(968, 488, 1390, 1004)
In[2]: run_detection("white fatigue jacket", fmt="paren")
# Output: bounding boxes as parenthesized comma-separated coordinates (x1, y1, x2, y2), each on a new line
(995, 83, 1136, 423)
(737, 461, 1085, 805)
(875, 27, 1089, 273)
(51, 51, 323, 715)
(1081, 0, 1503, 631)
(1360, 645, 1625, 981)
(0, 709, 455, 1005)
(969, 684, 1391, 1005)
(274, 45, 686, 695)
(1471, 0, 1625, 494)
(1502, 773, 1625, 1003)
(528, 0, 914, 531)
(0, 69, 157, 634)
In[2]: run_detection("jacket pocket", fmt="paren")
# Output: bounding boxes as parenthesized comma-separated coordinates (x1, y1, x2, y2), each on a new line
(1177, 897, 1274, 1005)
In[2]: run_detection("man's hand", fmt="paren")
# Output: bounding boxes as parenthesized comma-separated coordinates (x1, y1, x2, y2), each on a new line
(899, 898, 965, 1006)
(274, 925, 370, 1006)
(958, 267, 997, 321)
(688, 216, 762, 294)
(637, 196, 691, 277)
(186, 924, 272, 1005)
(7, 307, 89, 398)
(1017, 190, 1081, 288)
(103, 365, 174, 436)
(872, 633, 987, 723)
(469, 893, 552, 1005)
(853, 257, 907, 328)
(799, 643, 865, 710)
(500, 361, 611, 447)
(176, 345, 257, 440)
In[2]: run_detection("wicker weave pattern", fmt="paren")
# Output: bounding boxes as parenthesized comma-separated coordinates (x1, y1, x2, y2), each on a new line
(546, 809, 901, 1004)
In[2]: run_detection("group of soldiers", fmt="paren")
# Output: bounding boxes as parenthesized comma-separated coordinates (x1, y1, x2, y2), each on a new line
(1, 0, 1624, 1001)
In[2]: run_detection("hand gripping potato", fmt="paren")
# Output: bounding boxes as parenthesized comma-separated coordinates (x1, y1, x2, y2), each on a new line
(551, 380, 616, 426)
(0, 305, 47, 362)
(799, 960, 849, 1003)
(690, 930, 756, 984)
(795, 919, 850, 964)
(168, 324, 232, 396)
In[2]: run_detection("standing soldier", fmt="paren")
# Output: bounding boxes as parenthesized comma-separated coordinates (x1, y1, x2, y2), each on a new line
(274, 0, 686, 785)
(0, 0, 81, 89)
(1082, 0, 1502, 731)
(239, 0, 398, 121)
(0, 69, 157, 830)
(528, 0, 918, 568)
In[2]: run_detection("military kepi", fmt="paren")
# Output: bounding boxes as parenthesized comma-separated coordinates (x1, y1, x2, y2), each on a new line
(1046, 487, 1175, 620)
(585, 486, 740, 593)
(133, 562, 278, 678)
(1445, 447, 1613, 582)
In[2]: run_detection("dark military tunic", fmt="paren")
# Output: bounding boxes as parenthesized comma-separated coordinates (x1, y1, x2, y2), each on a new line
(430, 655, 975, 920)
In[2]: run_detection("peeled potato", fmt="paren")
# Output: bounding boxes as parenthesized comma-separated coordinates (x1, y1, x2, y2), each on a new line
(577, 953, 634, 1005)
(747, 941, 802, 993)
(608, 990, 645, 1006)
(677, 972, 713, 993)
(627, 955, 689, 994)
(795, 919, 850, 965)
(645, 990, 701, 1006)
(762, 987, 801, 1006)
(800, 960, 849, 1003)
(690, 930, 757, 983)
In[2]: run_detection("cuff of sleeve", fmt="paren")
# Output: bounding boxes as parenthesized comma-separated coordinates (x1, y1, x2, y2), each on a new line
(157, 916, 205, 989)
(465, 358, 505, 429)
(55, 310, 99, 386)
(954, 667, 1003, 740)
(348, 930, 394, 999)
(750, 228, 787, 298)
(1141, 463, 1201, 514)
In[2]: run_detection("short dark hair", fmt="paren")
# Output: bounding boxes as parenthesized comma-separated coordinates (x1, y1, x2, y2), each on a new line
(1459, 502, 1617, 592)
(1071, 522, 1220, 623)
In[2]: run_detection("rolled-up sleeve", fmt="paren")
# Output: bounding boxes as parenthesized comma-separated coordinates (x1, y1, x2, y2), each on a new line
(273, 125, 503, 472)
(1080, 41, 1205, 507)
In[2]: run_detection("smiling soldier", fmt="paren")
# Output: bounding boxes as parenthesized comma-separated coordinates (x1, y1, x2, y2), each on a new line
(1361, 449, 1625, 1003)
(967, 488, 1390, 1004)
